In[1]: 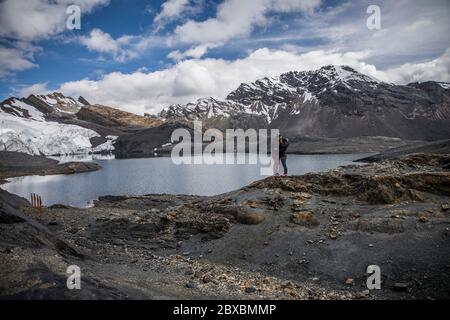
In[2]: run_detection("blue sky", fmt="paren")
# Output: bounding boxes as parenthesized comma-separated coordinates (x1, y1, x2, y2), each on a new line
(0, 0, 449, 114)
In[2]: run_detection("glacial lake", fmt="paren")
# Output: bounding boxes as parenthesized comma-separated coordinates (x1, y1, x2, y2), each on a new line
(3, 154, 370, 208)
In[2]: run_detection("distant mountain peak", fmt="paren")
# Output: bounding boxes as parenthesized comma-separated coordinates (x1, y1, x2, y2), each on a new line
(317, 65, 381, 84)
(32, 92, 83, 113)
(78, 96, 90, 106)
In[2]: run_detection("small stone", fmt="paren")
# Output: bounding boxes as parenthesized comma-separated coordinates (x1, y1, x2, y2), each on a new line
(329, 233, 337, 240)
(368, 244, 374, 248)
(201, 266, 212, 273)
(282, 281, 295, 289)
(245, 287, 256, 294)
(202, 275, 212, 283)
(441, 204, 449, 211)
(186, 282, 197, 289)
(393, 283, 409, 291)
(312, 277, 320, 282)
(194, 271, 203, 278)
(418, 214, 428, 223)
(291, 210, 319, 227)
(359, 290, 370, 298)
(345, 278, 355, 286)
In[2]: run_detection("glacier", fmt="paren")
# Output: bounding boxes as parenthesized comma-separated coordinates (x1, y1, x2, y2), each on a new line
(0, 98, 114, 156)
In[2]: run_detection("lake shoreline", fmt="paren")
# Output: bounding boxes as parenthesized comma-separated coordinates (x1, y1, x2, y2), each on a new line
(0, 151, 101, 182)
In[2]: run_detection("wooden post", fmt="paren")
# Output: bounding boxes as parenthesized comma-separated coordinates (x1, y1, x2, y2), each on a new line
(30, 193, 44, 216)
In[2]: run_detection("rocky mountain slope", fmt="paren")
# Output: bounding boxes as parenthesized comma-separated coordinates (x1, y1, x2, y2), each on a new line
(160, 65, 450, 140)
(77, 104, 162, 129)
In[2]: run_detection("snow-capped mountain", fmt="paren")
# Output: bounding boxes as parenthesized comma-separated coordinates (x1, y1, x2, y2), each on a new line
(0, 96, 116, 156)
(34, 92, 87, 114)
(159, 65, 450, 140)
(160, 66, 382, 124)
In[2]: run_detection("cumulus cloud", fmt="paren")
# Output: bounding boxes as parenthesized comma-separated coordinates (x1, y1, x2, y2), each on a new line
(168, 43, 219, 61)
(155, 0, 189, 26)
(0, 0, 110, 40)
(153, 0, 204, 31)
(79, 29, 141, 62)
(0, 0, 109, 78)
(383, 48, 450, 84)
(13, 82, 50, 98)
(0, 43, 40, 78)
(272, 0, 450, 68)
(169, 0, 321, 55)
(80, 29, 120, 53)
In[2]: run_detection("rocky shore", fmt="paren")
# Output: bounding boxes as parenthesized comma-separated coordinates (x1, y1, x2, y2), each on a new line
(1, 153, 449, 299)
(0, 151, 101, 181)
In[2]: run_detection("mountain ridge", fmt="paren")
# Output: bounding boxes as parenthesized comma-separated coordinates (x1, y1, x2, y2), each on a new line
(1, 65, 449, 156)
(159, 65, 450, 140)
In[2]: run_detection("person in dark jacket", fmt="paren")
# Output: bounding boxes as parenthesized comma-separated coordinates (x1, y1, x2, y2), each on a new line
(279, 135, 289, 176)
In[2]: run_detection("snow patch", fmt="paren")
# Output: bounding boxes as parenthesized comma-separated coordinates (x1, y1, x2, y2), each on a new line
(438, 82, 450, 89)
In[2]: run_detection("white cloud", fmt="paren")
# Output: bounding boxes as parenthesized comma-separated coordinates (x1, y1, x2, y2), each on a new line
(382, 48, 450, 84)
(0, 0, 110, 40)
(169, 0, 321, 55)
(80, 29, 119, 53)
(0, 0, 110, 78)
(0, 44, 40, 77)
(278, 0, 450, 68)
(155, 0, 190, 25)
(79, 29, 140, 62)
(168, 43, 219, 61)
(14, 82, 50, 98)
(153, 0, 204, 30)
